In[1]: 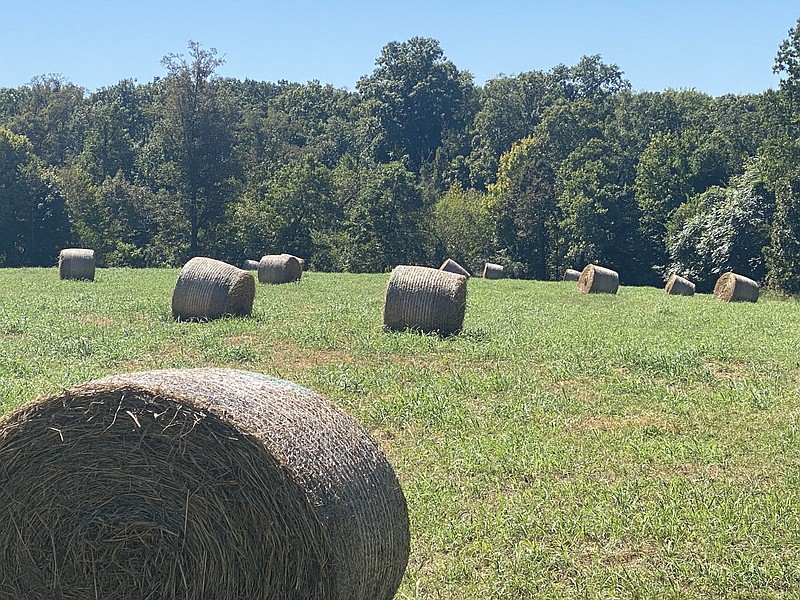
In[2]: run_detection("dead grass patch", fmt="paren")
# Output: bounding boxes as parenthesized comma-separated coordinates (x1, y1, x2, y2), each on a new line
(569, 412, 677, 433)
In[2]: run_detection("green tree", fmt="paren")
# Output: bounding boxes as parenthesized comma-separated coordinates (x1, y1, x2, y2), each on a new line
(766, 167, 800, 293)
(357, 37, 475, 171)
(759, 18, 800, 293)
(558, 138, 640, 281)
(774, 17, 800, 117)
(667, 168, 774, 291)
(77, 79, 145, 183)
(431, 183, 495, 274)
(234, 156, 335, 265)
(331, 156, 426, 272)
(0, 127, 70, 265)
(140, 41, 240, 259)
(9, 75, 86, 167)
(467, 70, 550, 188)
(488, 136, 559, 279)
(634, 132, 693, 270)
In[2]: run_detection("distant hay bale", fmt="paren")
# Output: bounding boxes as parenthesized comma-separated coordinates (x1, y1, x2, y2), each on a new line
(665, 274, 696, 296)
(439, 258, 470, 278)
(172, 257, 255, 320)
(58, 248, 95, 281)
(713, 272, 759, 302)
(242, 259, 260, 270)
(563, 268, 581, 282)
(383, 265, 467, 335)
(258, 254, 302, 284)
(483, 262, 504, 279)
(0, 368, 410, 600)
(578, 264, 619, 294)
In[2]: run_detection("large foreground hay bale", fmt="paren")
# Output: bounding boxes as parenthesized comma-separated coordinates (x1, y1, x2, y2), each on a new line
(172, 257, 255, 320)
(383, 265, 467, 335)
(439, 257, 471, 278)
(258, 253, 302, 284)
(665, 274, 696, 296)
(578, 264, 619, 294)
(58, 248, 95, 281)
(242, 259, 260, 270)
(713, 272, 759, 302)
(563, 268, 581, 282)
(483, 262, 504, 279)
(0, 368, 410, 600)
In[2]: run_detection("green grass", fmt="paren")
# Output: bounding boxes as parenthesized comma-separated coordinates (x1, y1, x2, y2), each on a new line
(2, 267, 800, 598)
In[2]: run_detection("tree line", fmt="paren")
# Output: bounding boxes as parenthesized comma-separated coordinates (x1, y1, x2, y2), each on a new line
(2, 21, 800, 293)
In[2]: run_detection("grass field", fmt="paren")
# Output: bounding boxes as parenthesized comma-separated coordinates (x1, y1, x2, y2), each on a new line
(1, 267, 800, 598)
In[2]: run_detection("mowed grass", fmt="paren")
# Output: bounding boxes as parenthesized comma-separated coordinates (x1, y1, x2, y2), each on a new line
(2, 267, 800, 598)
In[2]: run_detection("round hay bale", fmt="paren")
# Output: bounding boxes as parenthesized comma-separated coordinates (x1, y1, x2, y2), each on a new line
(172, 257, 255, 320)
(483, 262, 504, 279)
(578, 264, 619, 294)
(58, 248, 95, 281)
(665, 274, 696, 296)
(0, 368, 410, 600)
(242, 259, 260, 270)
(383, 265, 467, 335)
(713, 272, 759, 302)
(258, 253, 302, 284)
(563, 268, 581, 282)
(439, 258, 471, 278)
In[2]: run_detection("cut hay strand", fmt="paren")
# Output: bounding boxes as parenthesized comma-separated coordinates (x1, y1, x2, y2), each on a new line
(383, 265, 467, 335)
(563, 268, 581, 282)
(242, 259, 260, 270)
(665, 274, 696, 296)
(172, 257, 255, 320)
(0, 368, 409, 600)
(439, 258, 471, 278)
(58, 248, 95, 281)
(578, 264, 619, 294)
(258, 254, 302, 284)
(483, 262, 504, 279)
(713, 272, 759, 302)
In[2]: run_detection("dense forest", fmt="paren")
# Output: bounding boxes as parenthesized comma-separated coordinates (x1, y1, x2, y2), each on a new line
(2, 19, 800, 293)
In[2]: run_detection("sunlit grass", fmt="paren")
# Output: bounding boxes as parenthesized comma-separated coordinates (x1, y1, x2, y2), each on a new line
(1, 267, 800, 598)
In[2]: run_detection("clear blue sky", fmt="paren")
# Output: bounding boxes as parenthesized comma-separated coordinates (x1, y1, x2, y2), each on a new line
(2, 0, 798, 96)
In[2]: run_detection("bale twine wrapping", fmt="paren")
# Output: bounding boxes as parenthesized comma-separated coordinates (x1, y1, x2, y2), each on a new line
(483, 262, 504, 279)
(578, 264, 619, 294)
(439, 258, 471, 278)
(713, 272, 759, 302)
(563, 268, 581, 282)
(258, 253, 302, 284)
(58, 248, 95, 281)
(172, 257, 255, 320)
(242, 259, 260, 270)
(0, 368, 410, 600)
(665, 274, 696, 296)
(383, 265, 467, 335)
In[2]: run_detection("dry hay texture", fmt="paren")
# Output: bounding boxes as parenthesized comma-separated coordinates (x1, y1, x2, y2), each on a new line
(383, 265, 467, 335)
(665, 274, 696, 296)
(172, 257, 255, 320)
(483, 262, 504, 279)
(58, 248, 95, 281)
(242, 259, 260, 271)
(578, 264, 619, 294)
(439, 258, 471, 278)
(713, 272, 759, 302)
(563, 268, 581, 282)
(258, 254, 303, 284)
(0, 368, 410, 600)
